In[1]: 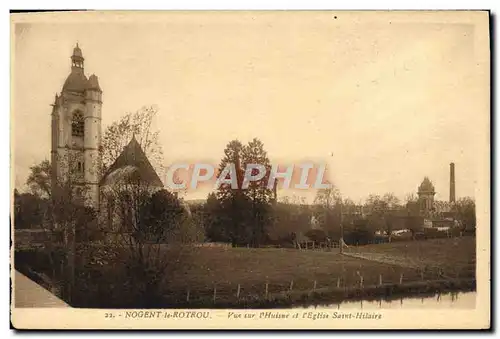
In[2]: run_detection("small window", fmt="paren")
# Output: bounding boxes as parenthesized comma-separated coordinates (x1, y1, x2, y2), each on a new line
(77, 162, 82, 172)
(72, 111, 84, 137)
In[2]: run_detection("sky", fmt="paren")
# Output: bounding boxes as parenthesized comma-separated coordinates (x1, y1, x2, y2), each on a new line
(11, 12, 489, 203)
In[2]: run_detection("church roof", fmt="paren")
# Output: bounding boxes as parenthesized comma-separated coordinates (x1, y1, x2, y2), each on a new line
(418, 177, 435, 192)
(62, 44, 99, 93)
(100, 135, 164, 187)
(62, 69, 88, 93)
(86, 74, 102, 92)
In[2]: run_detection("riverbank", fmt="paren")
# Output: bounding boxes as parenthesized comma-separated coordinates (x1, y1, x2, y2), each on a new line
(122, 277, 476, 309)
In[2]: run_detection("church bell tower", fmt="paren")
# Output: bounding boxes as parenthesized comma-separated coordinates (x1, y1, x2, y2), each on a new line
(51, 43, 102, 208)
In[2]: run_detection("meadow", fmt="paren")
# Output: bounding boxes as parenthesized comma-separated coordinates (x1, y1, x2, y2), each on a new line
(159, 236, 476, 306)
(17, 235, 475, 308)
(345, 236, 476, 278)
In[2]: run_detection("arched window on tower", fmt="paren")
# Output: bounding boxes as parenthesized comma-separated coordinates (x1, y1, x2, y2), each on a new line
(72, 111, 84, 137)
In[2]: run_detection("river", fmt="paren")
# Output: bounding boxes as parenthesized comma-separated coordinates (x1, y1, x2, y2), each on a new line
(303, 292, 476, 310)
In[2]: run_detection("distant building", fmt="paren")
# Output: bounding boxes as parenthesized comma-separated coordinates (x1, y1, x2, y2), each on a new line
(417, 177, 436, 215)
(415, 164, 460, 228)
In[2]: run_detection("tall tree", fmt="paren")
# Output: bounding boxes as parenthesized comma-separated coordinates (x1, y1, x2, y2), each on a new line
(215, 140, 250, 246)
(26, 159, 52, 198)
(405, 192, 418, 204)
(13, 190, 46, 229)
(271, 196, 310, 246)
(314, 185, 341, 209)
(103, 174, 193, 307)
(139, 189, 187, 242)
(364, 193, 400, 239)
(382, 192, 402, 209)
(241, 138, 274, 247)
(314, 185, 342, 237)
(365, 194, 386, 212)
(455, 197, 476, 232)
(26, 151, 98, 303)
(216, 140, 245, 202)
(204, 192, 228, 242)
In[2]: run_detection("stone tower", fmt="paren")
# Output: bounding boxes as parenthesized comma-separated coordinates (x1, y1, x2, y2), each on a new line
(51, 44, 102, 208)
(417, 177, 436, 214)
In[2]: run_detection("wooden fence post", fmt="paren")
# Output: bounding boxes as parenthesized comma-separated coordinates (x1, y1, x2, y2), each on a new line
(236, 284, 241, 299)
(360, 275, 364, 289)
(213, 285, 217, 303)
(337, 277, 340, 288)
(289, 280, 294, 292)
(186, 290, 190, 302)
(379, 274, 382, 286)
(265, 282, 269, 299)
(313, 280, 317, 291)
(399, 273, 403, 284)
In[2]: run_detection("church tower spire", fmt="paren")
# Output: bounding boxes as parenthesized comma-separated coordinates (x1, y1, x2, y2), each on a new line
(71, 43, 84, 70)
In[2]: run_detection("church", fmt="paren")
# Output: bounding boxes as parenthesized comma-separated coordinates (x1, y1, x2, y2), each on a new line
(50, 44, 164, 231)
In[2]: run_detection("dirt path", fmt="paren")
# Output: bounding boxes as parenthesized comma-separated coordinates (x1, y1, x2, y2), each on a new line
(343, 251, 424, 269)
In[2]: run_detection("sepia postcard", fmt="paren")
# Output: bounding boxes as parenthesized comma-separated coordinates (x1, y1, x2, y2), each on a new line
(10, 10, 490, 330)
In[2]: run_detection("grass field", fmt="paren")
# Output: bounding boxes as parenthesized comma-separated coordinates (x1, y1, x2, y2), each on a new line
(346, 236, 476, 278)
(56, 236, 476, 307)
(17, 235, 477, 308)
(163, 236, 476, 305)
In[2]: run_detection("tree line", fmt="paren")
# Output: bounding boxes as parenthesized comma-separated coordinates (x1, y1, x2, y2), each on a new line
(14, 105, 477, 248)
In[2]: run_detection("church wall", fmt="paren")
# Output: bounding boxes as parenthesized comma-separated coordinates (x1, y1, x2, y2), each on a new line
(84, 91, 102, 209)
(85, 90, 101, 103)
(51, 103, 60, 194)
(54, 147, 69, 182)
(60, 100, 86, 148)
(98, 183, 166, 238)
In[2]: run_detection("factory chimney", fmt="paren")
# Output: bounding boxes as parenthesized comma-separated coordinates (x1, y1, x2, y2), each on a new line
(449, 162, 456, 203)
